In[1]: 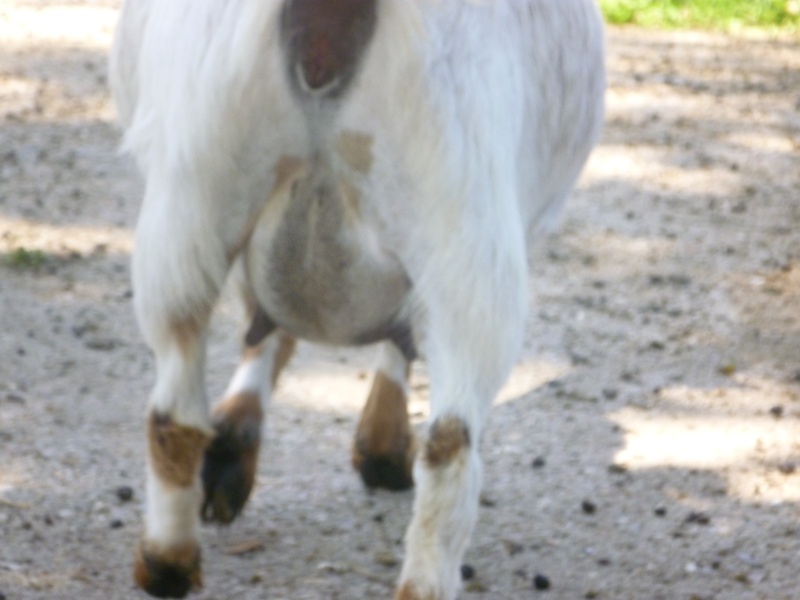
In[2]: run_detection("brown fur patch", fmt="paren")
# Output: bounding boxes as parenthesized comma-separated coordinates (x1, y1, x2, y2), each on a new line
(170, 316, 204, 357)
(134, 539, 202, 596)
(271, 333, 296, 387)
(336, 130, 374, 174)
(149, 413, 212, 488)
(354, 372, 411, 461)
(394, 582, 434, 600)
(352, 371, 415, 490)
(274, 155, 306, 192)
(424, 416, 470, 468)
(213, 391, 262, 425)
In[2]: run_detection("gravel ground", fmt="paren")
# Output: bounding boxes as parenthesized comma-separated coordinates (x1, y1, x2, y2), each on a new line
(1, 3, 799, 599)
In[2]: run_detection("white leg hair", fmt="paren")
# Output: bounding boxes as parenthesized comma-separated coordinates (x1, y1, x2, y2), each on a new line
(397, 195, 529, 600)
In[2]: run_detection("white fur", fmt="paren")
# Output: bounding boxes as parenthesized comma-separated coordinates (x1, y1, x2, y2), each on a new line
(376, 341, 410, 392)
(111, 1, 605, 598)
(223, 333, 283, 400)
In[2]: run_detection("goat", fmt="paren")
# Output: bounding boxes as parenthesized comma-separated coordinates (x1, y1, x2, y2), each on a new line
(110, 1, 605, 598)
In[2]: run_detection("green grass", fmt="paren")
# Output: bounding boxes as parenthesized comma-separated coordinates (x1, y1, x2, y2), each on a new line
(600, 0, 800, 32)
(6, 247, 48, 270)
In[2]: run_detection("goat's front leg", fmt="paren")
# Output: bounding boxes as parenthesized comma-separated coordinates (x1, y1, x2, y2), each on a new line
(395, 222, 528, 600)
(131, 178, 246, 598)
(202, 300, 296, 524)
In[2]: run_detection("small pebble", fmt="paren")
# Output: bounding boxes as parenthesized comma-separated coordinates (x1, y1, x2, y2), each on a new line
(110, 519, 124, 529)
(581, 500, 597, 515)
(685, 511, 711, 525)
(531, 456, 546, 469)
(460, 564, 475, 581)
(533, 574, 551, 591)
(502, 539, 524, 556)
(479, 493, 497, 508)
(769, 405, 784, 418)
(601, 388, 618, 400)
(116, 486, 134, 502)
(654, 506, 667, 517)
(374, 550, 397, 567)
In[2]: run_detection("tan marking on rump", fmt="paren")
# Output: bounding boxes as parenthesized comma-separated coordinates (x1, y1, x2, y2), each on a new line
(271, 333, 296, 387)
(274, 155, 307, 192)
(336, 130, 374, 174)
(148, 413, 212, 488)
(424, 416, 470, 468)
(134, 539, 202, 591)
(394, 581, 434, 600)
(353, 371, 412, 466)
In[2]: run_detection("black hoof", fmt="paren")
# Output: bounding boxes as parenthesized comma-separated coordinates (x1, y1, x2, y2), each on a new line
(201, 418, 260, 524)
(357, 454, 414, 491)
(134, 544, 201, 599)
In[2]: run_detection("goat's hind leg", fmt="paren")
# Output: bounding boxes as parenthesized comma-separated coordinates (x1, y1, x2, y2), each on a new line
(131, 177, 259, 597)
(202, 297, 296, 524)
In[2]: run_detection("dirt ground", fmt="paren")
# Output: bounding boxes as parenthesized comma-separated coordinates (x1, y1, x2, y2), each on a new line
(1, 2, 799, 599)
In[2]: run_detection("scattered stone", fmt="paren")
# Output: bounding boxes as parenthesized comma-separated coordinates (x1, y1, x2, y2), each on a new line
(777, 462, 796, 475)
(5, 392, 25, 404)
(581, 500, 597, 515)
(608, 464, 628, 475)
(532, 456, 546, 469)
(769, 405, 784, 418)
(479, 493, 497, 508)
(374, 550, 398, 567)
(115, 486, 134, 502)
(602, 388, 618, 400)
(533, 574, 551, 591)
(460, 564, 475, 581)
(464, 580, 487, 592)
(225, 539, 265, 556)
(502, 539, 524, 556)
(584, 590, 599, 599)
(719, 363, 736, 377)
(654, 506, 668, 517)
(685, 511, 711, 526)
(84, 337, 117, 351)
(109, 519, 124, 529)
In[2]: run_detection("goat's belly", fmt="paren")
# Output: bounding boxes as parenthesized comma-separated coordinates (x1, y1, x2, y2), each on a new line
(244, 161, 410, 347)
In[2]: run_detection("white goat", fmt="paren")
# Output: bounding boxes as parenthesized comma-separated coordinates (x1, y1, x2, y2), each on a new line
(110, 1, 605, 598)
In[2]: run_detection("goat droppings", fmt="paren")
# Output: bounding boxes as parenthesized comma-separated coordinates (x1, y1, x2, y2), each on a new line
(533, 574, 551, 591)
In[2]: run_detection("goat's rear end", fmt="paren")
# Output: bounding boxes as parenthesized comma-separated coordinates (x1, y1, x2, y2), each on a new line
(110, 1, 605, 598)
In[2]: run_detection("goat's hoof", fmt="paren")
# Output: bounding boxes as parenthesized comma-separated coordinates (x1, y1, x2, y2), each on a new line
(134, 541, 202, 599)
(201, 416, 260, 524)
(352, 440, 414, 491)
